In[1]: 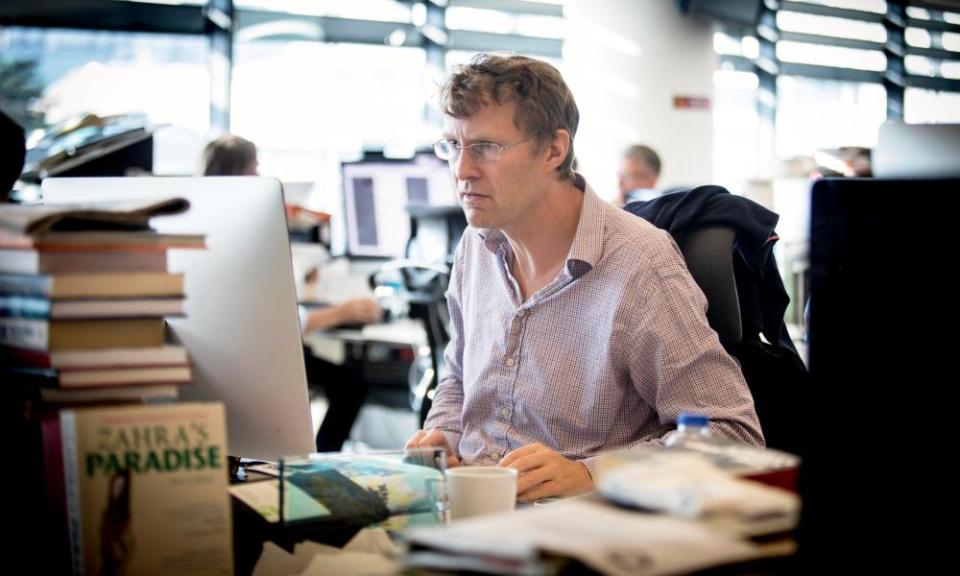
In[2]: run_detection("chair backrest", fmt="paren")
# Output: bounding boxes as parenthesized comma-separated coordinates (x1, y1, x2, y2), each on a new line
(678, 226, 742, 351)
(626, 187, 807, 453)
(680, 226, 805, 453)
(369, 259, 451, 427)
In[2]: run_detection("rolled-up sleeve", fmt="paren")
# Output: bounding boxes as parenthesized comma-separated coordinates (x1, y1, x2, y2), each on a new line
(626, 233, 765, 447)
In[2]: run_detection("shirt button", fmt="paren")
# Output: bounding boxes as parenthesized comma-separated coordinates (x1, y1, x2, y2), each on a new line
(499, 406, 510, 418)
(516, 309, 526, 318)
(505, 357, 515, 367)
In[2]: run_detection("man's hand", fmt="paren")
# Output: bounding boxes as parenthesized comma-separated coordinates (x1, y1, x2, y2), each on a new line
(405, 428, 461, 468)
(498, 443, 593, 502)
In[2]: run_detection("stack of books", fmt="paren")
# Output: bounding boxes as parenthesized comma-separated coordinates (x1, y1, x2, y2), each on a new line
(0, 198, 203, 405)
(1, 198, 235, 575)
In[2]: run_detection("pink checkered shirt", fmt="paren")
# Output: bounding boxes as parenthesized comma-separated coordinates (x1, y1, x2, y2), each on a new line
(424, 181, 764, 476)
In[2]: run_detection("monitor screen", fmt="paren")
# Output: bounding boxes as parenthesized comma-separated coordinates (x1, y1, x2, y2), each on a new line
(874, 122, 960, 179)
(341, 153, 456, 258)
(41, 176, 315, 461)
(803, 177, 959, 567)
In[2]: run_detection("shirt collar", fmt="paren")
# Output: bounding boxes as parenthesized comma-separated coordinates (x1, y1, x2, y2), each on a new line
(476, 174, 604, 278)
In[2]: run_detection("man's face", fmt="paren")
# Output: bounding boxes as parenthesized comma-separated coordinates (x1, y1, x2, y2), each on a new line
(442, 101, 545, 233)
(618, 156, 658, 195)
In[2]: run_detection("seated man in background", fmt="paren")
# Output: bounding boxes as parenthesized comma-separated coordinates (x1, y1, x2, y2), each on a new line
(203, 134, 382, 451)
(407, 55, 763, 502)
(617, 143, 662, 205)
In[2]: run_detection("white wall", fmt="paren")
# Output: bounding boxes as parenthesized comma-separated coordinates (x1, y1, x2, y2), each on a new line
(564, 0, 715, 201)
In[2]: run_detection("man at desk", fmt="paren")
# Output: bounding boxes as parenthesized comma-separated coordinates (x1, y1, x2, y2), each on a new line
(406, 54, 763, 501)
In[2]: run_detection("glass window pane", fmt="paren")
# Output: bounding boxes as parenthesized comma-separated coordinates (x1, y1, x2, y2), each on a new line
(905, 88, 960, 123)
(905, 55, 937, 77)
(714, 32, 744, 56)
(777, 11, 886, 42)
(905, 27, 931, 48)
(515, 15, 565, 39)
(777, 41, 886, 71)
(446, 6, 563, 38)
(941, 60, 960, 79)
(943, 32, 960, 52)
(776, 76, 886, 157)
(0, 26, 209, 174)
(787, 0, 886, 13)
(446, 7, 514, 34)
(234, 0, 411, 22)
(712, 70, 759, 192)
(231, 41, 428, 181)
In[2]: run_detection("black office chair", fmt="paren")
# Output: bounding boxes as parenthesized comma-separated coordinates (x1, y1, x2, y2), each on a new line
(626, 186, 807, 453)
(368, 259, 451, 427)
(678, 226, 742, 350)
(367, 203, 464, 427)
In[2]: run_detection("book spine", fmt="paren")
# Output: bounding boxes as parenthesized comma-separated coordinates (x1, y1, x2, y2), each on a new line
(60, 409, 85, 576)
(0, 295, 52, 319)
(3, 366, 60, 386)
(0, 317, 48, 350)
(0, 346, 51, 367)
(0, 273, 52, 296)
(40, 413, 73, 572)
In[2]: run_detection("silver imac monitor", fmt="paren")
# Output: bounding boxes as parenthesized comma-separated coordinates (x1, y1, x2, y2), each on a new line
(41, 176, 315, 460)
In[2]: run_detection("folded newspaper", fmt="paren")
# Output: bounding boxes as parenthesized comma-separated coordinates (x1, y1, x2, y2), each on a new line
(403, 496, 780, 576)
(0, 197, 190, 234)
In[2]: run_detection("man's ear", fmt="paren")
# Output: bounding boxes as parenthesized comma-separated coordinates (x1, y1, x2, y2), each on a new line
(544, 129, 571, 174)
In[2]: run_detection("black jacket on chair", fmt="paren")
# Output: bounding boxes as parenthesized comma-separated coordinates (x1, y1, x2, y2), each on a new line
(625, 185, 806, 453)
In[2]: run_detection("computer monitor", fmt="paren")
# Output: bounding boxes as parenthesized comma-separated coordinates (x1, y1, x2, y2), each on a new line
(803, 177, 959, 568)
(41, 176, 315, 461)
(341, 152, 456, 259)
(874, 122, 960, 179)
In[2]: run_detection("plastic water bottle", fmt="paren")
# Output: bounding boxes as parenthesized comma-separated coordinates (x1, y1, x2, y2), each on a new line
(663, 412, 801, 492)
(664, 412, 716, 449)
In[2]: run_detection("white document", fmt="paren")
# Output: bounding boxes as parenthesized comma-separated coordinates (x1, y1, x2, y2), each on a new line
(405, 497, 766, 576)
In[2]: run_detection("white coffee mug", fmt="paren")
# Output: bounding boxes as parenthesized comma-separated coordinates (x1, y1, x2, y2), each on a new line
(446, 466, 518, 521)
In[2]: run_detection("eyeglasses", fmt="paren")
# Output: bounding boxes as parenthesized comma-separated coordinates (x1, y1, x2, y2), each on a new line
(433, 138, 531, 163)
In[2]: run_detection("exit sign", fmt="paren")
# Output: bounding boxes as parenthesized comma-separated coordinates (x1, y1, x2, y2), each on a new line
(673, 96, 711, 110)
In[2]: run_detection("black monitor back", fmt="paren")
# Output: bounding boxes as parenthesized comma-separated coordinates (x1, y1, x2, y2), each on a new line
(803, 177, 960, 569)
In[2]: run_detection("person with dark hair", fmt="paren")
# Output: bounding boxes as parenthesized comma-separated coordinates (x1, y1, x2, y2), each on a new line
(618, 144, 662, 205)
(0, 109, 26, 201)
(202, 134, 258, 176)
(406, 54, 762, 501)
(201, 133, 381, 451)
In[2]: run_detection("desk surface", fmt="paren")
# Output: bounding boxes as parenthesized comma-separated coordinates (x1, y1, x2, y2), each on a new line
(316, 318, 426, 346)
(302, 318, 426, 366)
(233, 489, 798, 576)
(302, 316, 425, 350)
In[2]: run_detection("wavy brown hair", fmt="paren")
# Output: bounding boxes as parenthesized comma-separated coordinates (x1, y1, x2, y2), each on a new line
(440, 54, 579, 182)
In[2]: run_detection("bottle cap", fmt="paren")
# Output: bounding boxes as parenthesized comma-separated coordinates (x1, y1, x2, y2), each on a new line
(677, 412, 710, 427)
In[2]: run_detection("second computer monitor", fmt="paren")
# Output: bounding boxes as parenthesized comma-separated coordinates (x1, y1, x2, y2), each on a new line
(342, 153, 456, 259)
